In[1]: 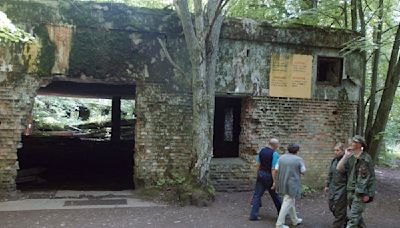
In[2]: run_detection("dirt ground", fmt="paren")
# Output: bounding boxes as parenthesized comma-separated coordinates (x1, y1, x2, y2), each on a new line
(1, 164, 399, 228)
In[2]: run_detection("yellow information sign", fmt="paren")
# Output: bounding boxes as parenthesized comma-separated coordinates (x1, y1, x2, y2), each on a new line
(269, 53, 313, 99)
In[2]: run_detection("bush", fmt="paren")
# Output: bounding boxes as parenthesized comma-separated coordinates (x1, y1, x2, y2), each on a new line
(301, 184, 316, 197)
(378, 146, 400, 168)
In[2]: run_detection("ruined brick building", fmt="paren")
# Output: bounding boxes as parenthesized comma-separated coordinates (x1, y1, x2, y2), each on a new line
(0, 1, 363, 193)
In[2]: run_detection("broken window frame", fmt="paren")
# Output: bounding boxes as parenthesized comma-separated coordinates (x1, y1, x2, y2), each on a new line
(316, 56, 344, 86)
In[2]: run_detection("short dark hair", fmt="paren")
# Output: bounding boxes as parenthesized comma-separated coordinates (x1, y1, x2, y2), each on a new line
(288, 143, 300, 154)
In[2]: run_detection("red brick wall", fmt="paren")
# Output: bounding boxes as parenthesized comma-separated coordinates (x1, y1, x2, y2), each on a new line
(239, 97, 357, 187)
(0, 76, 39, 192)
(134, 83, 193, 187)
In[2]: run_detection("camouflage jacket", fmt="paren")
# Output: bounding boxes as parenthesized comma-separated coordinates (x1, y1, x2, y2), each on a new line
(345, 152, 376, 200)
(326, 156, 347, 201)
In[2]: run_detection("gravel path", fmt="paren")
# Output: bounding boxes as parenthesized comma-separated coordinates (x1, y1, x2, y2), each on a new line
(1, 165, 399, 228)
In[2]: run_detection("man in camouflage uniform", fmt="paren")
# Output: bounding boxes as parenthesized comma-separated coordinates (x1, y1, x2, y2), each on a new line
(337, 135, 376, 228)
(325, 143, 347, 228)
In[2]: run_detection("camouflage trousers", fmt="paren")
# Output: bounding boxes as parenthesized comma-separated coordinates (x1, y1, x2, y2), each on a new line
(329, 191, 347, 228)
(346, 192, 366, 228)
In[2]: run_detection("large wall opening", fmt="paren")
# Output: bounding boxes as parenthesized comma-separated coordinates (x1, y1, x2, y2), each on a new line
(213, 97, 242, 158)
(17, 80, 136, 191)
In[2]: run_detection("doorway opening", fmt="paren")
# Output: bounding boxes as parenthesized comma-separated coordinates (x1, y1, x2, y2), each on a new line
(17, 80, 136, 191)
(213, 97, 242, 158)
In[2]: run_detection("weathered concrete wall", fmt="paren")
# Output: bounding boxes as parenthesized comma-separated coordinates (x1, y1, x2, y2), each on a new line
(1, 0, 192, 190)
(217, 27, 363, 100)
(1, 0, 190, 86)
(0, 0, 363, 191)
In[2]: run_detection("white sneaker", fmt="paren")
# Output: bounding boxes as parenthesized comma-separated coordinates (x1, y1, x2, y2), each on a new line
(292, 218, 303, 226)
(276, 225, 289, 228)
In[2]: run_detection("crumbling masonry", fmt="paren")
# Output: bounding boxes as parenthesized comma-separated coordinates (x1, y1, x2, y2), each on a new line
(0, 0, 363, 192)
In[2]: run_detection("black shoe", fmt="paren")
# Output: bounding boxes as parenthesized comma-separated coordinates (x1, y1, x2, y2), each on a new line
(249, 216, 261, 221)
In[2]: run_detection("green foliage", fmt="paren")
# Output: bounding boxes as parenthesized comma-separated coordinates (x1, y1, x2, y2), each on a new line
(0, 11, 34, 43)
(385, 91, 400, 146)
(378, 147, 400, 168)
(0, 27, 35, 43)
(301, 184, 316, 197)
(74, 0, 171, 8)
(229, 0, 344, 27)
(156, 171, 187, 188)
(154, 171, 215, 206)
(32, 95, 135, 132)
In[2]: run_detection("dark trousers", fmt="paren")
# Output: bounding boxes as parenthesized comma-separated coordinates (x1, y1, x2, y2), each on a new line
(249, 170, 282, 219)
(329, 191, 347, 228)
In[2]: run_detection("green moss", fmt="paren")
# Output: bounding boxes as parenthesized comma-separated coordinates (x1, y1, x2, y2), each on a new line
(68, 29, 136, 78)
(152, 172, 215, 206)
(1, 1, 58, 25)
(33, 26, 55, 76)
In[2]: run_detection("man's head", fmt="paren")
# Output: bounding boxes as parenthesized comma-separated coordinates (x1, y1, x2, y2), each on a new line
(288, 143, 300, 154)
(269, 138, 280, 150)
(351, 135, 366, 150)
(334, 143, 345, 157)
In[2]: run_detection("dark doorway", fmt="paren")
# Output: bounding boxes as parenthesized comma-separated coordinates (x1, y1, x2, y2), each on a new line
(213, 97, 242, 158)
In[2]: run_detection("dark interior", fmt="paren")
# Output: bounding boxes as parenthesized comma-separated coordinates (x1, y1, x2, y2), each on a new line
(317, 56, 343, 85)
(213, 97, 242, 158)
(17, 80, 136, 191)
(17, 136, 134, 190)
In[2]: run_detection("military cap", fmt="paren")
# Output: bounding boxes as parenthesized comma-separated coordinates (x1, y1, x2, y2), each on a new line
(352, 135, 366, 148)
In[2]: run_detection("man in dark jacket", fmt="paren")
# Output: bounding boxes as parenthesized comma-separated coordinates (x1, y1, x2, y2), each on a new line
(325, 143, 347, 228)
(337, 135, 376, 228)
(249, 138, 282, 220)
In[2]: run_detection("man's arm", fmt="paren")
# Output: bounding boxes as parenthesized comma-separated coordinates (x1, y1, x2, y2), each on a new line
(255, 154, 260, 169)
(337, 149, 353, 172)
(271, 152, 279, 190)
(271, 169, 278, 190)
(300, 159, 306, 175)
(356, 159, 376, 203)
(324, 159, 334, 193)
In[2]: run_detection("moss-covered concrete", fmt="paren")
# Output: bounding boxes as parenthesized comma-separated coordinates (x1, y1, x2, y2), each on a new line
(0, 0, 364, 193)
(0, 0, 363, 95)
(34, 26, 56, 76)
(69, 29, 134, 79)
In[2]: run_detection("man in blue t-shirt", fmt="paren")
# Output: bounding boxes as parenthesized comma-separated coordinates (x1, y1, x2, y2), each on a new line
(249, 138, 282, 221)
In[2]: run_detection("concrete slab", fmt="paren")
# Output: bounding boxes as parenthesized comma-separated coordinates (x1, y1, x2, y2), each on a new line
(54, 190, 135, 198)
(0, 198, 165, 212)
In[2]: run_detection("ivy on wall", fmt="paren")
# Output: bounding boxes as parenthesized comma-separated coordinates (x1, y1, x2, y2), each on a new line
(0, 11, 34, 43)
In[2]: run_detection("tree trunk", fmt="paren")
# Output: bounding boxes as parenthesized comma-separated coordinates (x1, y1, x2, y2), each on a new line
(355, 0, 366, 135)
(367, 23, 400, 162)
(357, 0, 365, 35)
(204, 0, 224, 186)
(344, 0, 348, 29)
(351, 0, 357, 31)
(174, 0, 225, 186)
(365, 0, 384, 138)
(314, 0, 318, 8)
